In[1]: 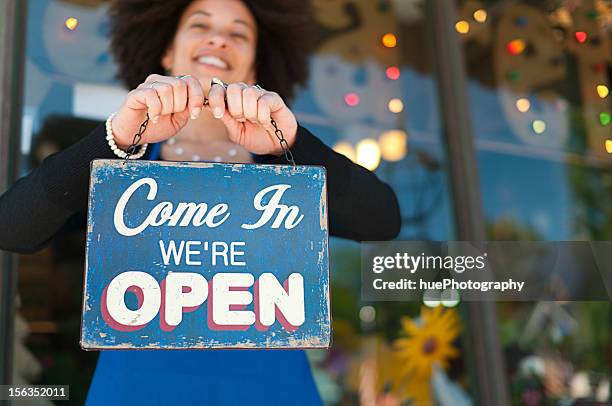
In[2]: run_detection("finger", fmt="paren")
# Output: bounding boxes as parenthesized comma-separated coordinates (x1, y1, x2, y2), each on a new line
(169, 77, 188, 114)
(144, 73, 165, 85)
(260, 91, 285, 114)
(126, 87, 162, 123)
(257, 94, 273, 131)
(207, 83, 226, 119)
(226, 83, 247, 121)
(150, 82, 174, 116)
(141, 88, 163, 123)
(257, 97, 270, 123)
(144, 74, 188, 115)
(219, 110, 241, 143)
(243, 86, 262, 124)
(182, 75, 205, 119)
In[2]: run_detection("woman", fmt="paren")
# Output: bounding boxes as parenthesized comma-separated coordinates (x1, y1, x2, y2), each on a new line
(0, 0, 400, 404)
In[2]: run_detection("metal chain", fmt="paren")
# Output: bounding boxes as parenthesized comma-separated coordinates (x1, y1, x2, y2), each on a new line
(270, 118, 296, 167)
(124, 113, 149, 160)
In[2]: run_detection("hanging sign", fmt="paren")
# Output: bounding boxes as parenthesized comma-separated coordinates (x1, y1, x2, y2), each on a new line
(81, 159, 330, 350)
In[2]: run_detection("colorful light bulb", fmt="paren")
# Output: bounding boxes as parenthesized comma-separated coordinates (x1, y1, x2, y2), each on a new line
(507, 39, 526, 55)
(455, 20, 470, 34)
(516, 98, 531, 112)
(382, 33, 397, 48)
(65, 17, 78, 31)
(596, 85, 609, 99)
(386, 66, 401, 80)
(575, 31, 588, 43)
(388, 98, 404, 113)
(473, 9, 487, 23)
(344, 93, 360, 107)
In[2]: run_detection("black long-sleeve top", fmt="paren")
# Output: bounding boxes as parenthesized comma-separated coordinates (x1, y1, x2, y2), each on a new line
(0, 122, 401, 254)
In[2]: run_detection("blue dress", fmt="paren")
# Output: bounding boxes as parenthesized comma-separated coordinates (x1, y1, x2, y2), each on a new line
(85, 142, 323, 405)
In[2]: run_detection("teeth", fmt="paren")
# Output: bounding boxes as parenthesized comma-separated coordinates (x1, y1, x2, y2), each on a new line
(196, 56, 228, 69)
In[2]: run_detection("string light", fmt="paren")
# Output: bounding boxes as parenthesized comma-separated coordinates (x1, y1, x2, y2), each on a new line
(379, 130, 407, 162)
(385, 66, 401, 80)
(455, 20, 470, 34)
(605, 140, 612, 154)
(65, 17, 78, 31)
(574, 31, 588, 43)
(333, 141, 356, 162)
(388, 98, 404, 113)
(596, 85, 609, 99)
(532, 120, 546, 134)
(600, 112, 611, 126)
(516, 98, 531, 112)
(382, 33, 397, 48)
(356, 138, 381, 171)
(473, 9, 487, 23)
(506, 39, 526, 55)
(344, 92, 360, 107)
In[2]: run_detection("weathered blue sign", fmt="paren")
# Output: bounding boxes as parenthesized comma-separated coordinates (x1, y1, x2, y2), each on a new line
(81, 159, 330, 350)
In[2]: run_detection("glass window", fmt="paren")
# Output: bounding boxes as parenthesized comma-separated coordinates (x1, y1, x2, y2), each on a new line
(15, 1, 469, 404)
(15, 1, 117, 402)
(302, 1, 463, 404)
(15, 0, 611, 404)
(457, 0, 611, 403)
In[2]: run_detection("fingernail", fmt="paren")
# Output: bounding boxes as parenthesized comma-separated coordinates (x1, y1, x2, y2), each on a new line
(152, 115, 159, 123)
(213, 107, 223, 118)
(191, 107, 201, 119)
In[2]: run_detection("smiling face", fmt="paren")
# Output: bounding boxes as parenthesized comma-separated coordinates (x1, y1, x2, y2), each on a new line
(162, 0, 258, 90)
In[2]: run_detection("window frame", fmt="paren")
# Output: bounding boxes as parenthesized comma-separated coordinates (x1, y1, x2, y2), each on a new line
(0, 0, 27, 388)
(0, 0, 511, 403)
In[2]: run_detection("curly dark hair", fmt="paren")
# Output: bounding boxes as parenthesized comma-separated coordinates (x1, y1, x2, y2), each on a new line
(108, 0, 314, 102)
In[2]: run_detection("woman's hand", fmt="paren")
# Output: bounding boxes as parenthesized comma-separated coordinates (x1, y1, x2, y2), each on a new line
(205, 82, 298, 156)
(111, 74, 205, 148)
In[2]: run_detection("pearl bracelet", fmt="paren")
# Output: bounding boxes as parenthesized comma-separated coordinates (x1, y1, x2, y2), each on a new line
(105, 112, 148, 159)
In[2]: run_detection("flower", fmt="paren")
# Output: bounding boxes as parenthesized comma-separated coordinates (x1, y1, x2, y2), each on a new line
(393, 306, 462, 404)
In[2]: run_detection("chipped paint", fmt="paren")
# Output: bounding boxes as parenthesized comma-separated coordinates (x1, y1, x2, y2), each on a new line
(319, 180, 328, 231)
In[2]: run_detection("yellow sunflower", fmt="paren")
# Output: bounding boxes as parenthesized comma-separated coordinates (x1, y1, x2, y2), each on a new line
(393, 306, 462, 404)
